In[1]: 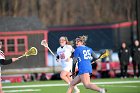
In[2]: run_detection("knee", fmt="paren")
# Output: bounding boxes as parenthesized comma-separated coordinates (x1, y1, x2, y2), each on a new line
(84, 84, 90, 89)
(69, 81, 76, 87)
(60, 73, 65, 79)
(68, 83, 74, 88)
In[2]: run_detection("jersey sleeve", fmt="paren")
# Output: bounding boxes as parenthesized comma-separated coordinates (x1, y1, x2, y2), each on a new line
(56, 48, 59, 55)
(0, 59, 12, 65)
(91, 48, 97, 58)
(90, 48, 98, 61)
(0, 50, 5, 59)
(67, 45, 74, 52)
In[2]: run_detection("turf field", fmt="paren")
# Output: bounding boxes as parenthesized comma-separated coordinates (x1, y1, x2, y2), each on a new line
(2, 78, 140, 93)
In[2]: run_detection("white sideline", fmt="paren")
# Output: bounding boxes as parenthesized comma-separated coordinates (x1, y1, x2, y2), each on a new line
(100, 85, 139, 88)
(3, 89, 41, 92)
(3, 80, 140, 89)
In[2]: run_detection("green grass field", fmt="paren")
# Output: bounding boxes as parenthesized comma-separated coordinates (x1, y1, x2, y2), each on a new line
(2, 78, 140, 93)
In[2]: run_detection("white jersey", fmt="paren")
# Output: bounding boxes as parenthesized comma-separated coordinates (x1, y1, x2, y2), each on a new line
(0, 50, 5, 78)
(57, 45, 74, 72)
(0, 50, 5, 60)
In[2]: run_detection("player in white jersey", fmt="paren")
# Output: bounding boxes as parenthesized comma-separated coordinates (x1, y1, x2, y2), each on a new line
(57, 36, 80, 93)
(0, 41, 19, 93)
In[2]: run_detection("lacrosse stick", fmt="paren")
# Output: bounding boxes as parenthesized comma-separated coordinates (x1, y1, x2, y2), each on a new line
(41, 40, 55, 56)
(91, 49, 110, 64)
(70, 49, 110, 77)
(18, 47, 38, 59)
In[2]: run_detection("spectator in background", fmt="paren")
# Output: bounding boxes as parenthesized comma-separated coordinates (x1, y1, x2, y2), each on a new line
(33, 73, 39, 80)
(132, 40, 140, 78)
(40, 73, 48, 81)
(30, 74, 35, 81)
(118, 42, 130, 79)
(22, 74, 30, 82)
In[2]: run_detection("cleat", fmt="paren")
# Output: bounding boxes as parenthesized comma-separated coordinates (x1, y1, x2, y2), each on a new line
(99, 88, 107, 93)
(74, 89, 80, 93)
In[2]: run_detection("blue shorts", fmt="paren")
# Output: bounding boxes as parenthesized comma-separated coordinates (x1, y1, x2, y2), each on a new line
(78, 70, 92, 75)
(78, 61, 92, 75)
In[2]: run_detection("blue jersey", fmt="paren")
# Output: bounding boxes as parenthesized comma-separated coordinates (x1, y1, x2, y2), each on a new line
(74, 45, 94, 75)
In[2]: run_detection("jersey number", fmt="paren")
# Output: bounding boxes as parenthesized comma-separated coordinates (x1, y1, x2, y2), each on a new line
(83, 50, 91, 59)
(60, 53, 65, 59)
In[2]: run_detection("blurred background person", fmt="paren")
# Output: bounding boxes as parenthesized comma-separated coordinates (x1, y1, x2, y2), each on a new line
(118, 42, 130, 79)
(40, 73, 48, 81)
(132, 40, 140, 78)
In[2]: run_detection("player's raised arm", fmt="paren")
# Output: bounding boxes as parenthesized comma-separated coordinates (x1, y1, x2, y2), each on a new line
(91, 50, 98, 62)
(0, 58, 19, 65)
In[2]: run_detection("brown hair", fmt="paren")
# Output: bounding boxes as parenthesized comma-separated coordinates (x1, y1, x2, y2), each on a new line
(60, 36, 74, 46)
(75, 35, 88, 45)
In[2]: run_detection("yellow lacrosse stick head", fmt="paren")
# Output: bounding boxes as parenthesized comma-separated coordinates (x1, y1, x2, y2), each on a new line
(24, 47, 38, 57)
(100, 49, 110, 59)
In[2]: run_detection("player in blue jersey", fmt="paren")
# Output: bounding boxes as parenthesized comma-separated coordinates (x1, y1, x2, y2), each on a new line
(67, 36, 106, 93)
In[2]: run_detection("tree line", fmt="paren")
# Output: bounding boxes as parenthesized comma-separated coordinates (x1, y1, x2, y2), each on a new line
(0, 0, 136, 26)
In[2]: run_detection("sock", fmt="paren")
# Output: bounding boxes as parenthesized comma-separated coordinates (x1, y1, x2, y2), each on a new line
(99, 88, 103, 92)
(74, 86, 79, 91)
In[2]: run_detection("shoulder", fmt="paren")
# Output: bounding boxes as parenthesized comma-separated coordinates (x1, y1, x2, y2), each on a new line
(57, 47, 61, 51)
(0, 50, 5, 59)
(0, 50, 4, 54)
(86, 46, 93, 51)
(75, 47, 80, 52)
(0, 50, 3, 53)
(126, 47, 130, 51)
(66, 45, 72, 49)
(89, 47, 93, 51)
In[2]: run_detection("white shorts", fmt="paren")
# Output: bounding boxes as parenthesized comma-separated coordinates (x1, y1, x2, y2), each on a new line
(62, 66, 72, 72)
(61, 59, 72, 72)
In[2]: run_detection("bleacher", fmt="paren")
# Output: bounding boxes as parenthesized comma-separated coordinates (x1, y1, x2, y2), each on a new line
(1, 62, 135, 83)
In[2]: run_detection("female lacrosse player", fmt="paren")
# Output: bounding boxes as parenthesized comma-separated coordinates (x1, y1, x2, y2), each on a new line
(57, 36, 80, 93)
(67, 36, 106, 93)
(0, 41, 19, 93)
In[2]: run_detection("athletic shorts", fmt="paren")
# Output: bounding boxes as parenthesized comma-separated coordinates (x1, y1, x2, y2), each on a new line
(61, 59, 72, 72)
(78, 69, 92, 75)
(78, 61, 92, 75)
(62, 66, 72, 72)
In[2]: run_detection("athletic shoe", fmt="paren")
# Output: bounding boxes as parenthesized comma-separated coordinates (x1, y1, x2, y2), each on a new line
(74, 89, 80, 93)
(74, 87, 80, 93)
(124, 76, 127, 79)
(99, 88, 107, 93)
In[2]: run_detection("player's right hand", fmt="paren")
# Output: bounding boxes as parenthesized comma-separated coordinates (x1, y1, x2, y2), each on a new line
(12, 58, 19, 62)
(56, 58, 60, 62)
